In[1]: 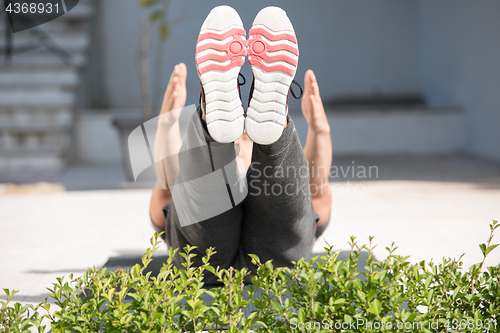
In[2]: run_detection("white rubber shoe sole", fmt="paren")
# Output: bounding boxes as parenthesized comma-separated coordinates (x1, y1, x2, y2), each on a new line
(246, 7, 299, 145)
(195, 6, 246, 143)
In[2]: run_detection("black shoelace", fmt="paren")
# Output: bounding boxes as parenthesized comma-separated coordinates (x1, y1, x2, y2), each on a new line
(238, 73, 246, 87)
(290, 80, 303, 99)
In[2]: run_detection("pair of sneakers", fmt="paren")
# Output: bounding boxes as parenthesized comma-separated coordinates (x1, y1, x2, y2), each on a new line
(195, 5, 300, 145)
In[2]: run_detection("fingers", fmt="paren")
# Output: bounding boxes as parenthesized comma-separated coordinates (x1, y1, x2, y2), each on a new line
(166, 63, 185, 94)
(304, 69, 314, 95)
(172, 63, 187, 110)
(311, 82, 320, 102)
(311, 80, 317, 95)
(166, 65, 178, 93)
(304, 69, 321, 106)
(163, 70, 176, 110)
(172, 76, 179, 91)
(310, 79, 323, 114)
(309, 79, 321, 115)
(162, 63, 187, 110)
(310, 71, 320, 94)
(309, 95, 316, 113)
(167, 79, 180, 110)
(177, 63, 187, 85)
(175, 63, 187, 95)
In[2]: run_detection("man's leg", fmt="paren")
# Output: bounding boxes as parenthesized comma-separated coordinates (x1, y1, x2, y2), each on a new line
(240, 116, 317, 268)
(162, 108, 245, 284)
(163, 4, 250, 281)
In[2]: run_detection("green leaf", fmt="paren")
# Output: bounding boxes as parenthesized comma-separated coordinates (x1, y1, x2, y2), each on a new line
(187, 299, 197, 310)
(491, 220, 499, 231)
(367, 290, 379, 301)
(271, 300, 281, 310)
(284, 298, 290, 308)
(248, 253, 261, 265)
(373, 270, 387, 281)
(452, 287, 461, 301)
(407, 313, 417, 322)
(427, 289, 434, 304)
(401, 309, 410, 321)
(131, 264, 141, 276)
(251, 275, 260, 288)
(479, 243, 487, 255)
(313, 301, 320, 315)
(149, 9, 163, 22)
(485, 244, 499, 256)
(424, 275, 432, 290)
(298, 309, 305, 323)
(159, 23, 169, 41)
(247, 284, 254, 295)
(139, 0, 159, 7)
(368, 299, 381, 316)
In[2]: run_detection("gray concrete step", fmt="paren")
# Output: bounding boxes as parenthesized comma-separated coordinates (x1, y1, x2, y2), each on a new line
(0, 146, 66, 155)
(0, 88, 75, 107)
(0, 20, 91, 34)
(0, 108, 72, 129)
(0, 124, 71, 132)
(0, 51, 86, 67)
(0, 32, 90, 52)
(0, 131, 70, 150)
(0, 152, 66, 173)
(0, 67, 79, 87)
(0, 0, 93, 173)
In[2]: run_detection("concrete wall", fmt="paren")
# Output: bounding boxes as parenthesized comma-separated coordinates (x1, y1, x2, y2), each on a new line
(76, 106, 465, 163)
(85, 0, 421, 112)
(290, 107, 465, 155)
(75, 110, 125, 163)
(417, 0, 500, 161)
(80, 0, 500, 161)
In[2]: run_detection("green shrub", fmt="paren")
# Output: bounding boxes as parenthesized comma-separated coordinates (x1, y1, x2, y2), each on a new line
(1, 220, 499, 332)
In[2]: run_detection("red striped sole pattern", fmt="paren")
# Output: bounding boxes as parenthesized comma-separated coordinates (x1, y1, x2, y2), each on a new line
(246, 16, 299, 145)
(196, 15, 247, 143)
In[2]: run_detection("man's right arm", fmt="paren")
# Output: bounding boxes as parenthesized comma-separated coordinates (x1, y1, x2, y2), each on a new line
(150, 63, 187, 228)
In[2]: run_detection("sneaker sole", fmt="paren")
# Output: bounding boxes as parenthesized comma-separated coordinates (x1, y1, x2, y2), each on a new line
(195, 6, 246, 143)
(246, 7, 299, 145)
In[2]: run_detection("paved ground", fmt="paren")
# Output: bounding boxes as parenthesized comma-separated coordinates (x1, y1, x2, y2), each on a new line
(0, 155, 499, 329)
(0, 163, 128, 191)
(314, 181, 500, 265)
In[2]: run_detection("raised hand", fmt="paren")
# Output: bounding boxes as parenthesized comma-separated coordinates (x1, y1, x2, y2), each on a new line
(154, 64, 186, 193)
(160, 63, 187, 121)
(301, 70, 329, 134)
(301, 69, 332, 227)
